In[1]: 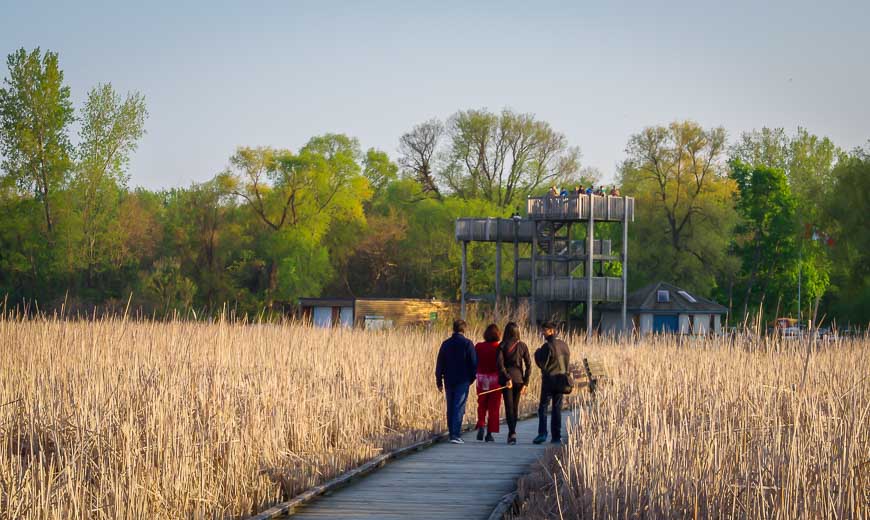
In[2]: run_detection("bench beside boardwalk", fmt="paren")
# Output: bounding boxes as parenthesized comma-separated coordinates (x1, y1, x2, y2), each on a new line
(283, 414, 571, 520)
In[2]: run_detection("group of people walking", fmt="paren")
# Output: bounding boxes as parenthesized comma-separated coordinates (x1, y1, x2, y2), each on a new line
(435, 319, 571, 445)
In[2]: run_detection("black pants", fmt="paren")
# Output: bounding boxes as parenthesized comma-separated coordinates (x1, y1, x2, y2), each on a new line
(502, 383, 523, 435)
(538, 385, 564, 440)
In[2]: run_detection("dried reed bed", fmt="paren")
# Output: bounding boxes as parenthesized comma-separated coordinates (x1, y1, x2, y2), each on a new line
(515, 335, 870, 519)
(0, 314, 531, 519)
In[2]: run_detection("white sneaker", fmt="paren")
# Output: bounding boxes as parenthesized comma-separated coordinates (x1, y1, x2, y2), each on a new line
(449, 437, 464, 444)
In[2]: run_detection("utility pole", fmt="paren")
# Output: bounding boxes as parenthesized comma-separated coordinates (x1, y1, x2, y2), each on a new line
(797, 240, 803, 324)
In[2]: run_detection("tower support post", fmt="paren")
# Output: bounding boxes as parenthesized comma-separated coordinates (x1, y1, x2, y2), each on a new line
(621, 196, 629, 335)
(495, 239, 502, 315)
(461, 240, 468, 319)
(586, 194, 594, 338)
(531, 227, 537, 325)
(513, 221, 519, 308)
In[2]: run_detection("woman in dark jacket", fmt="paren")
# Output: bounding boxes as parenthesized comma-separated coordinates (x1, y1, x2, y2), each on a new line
(496, 322, 532, 444)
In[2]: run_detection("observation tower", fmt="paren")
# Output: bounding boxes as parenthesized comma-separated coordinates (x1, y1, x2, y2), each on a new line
(454, 194, 634, 336)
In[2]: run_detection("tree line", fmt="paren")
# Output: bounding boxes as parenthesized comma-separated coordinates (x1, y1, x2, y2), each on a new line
(1, 48, 867, 325)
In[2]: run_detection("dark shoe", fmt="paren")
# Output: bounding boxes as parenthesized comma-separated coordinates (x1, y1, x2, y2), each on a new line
(485, 432, 495, 442)
(508, 434, 517, 445)
(476, 428, 485, 441)
(533, 434, 547, 444)
(550, 438, 562, 445)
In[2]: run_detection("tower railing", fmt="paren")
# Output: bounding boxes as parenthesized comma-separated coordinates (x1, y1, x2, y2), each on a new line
(454, 218, 536, 242)
(527, 195, 634, 221)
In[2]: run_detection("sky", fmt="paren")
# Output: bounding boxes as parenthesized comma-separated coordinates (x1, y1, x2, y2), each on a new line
(1, 0, 868, 189)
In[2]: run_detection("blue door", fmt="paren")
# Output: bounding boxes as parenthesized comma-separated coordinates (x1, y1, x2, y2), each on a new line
(652, 315, 678, 333)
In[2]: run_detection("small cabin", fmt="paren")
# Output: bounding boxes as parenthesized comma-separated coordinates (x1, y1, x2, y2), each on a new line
(297, 297, 452, 330)
(600, 282, 727, 335)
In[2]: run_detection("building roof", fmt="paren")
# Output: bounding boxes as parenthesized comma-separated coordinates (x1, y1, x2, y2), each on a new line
(298, 297, 450, 307)
(298, 297, 355, 307)
(604, 282, 727, 314)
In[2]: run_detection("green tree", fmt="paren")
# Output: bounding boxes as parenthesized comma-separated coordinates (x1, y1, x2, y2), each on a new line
(0, 187, 45, 298)
(158, 179, 244, 309)
(620, 121, 738, 295)
(143, 257, 196, 314)
(221, 134, 371, 303)
(115, 189, 163, 270)
(731, 127, 841, 318)
(824, 148, 870, 325)
(729, 160, 799, 319)
(440, 108, 580, 206)
(732, 127, 840, 207)
(334, 212, 408, 296)
(362, 147, 398, 202)
(0, 48, 74, 235)
(73, 83, 147, 287)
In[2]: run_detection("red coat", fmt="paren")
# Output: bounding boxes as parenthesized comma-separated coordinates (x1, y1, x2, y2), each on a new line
(475, 341, 500, 375)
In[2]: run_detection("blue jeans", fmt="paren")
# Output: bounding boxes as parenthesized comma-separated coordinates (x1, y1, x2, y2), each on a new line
(445, 384, 469, 439)
(538, 386, 564, 440)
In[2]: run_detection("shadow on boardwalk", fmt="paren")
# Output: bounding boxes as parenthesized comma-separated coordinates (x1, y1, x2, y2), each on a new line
(283, 413, 573, 520)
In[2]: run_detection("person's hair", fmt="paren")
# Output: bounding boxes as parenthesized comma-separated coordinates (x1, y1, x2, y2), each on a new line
(452, 319, 467, 333)
(541, 321, 557, 333)
(502, 322, 520, 344)
(483, 323, 501, 342)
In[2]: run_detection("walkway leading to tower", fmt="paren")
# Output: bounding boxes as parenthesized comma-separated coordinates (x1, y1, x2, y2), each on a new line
(262, 414, 572, 520)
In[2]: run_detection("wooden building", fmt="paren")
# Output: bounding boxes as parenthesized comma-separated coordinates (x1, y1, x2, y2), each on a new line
(297, 297, 452, 330)
(599, 282, 727, 335)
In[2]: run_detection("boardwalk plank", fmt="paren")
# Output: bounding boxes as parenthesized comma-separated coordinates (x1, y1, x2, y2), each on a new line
(285, 414, 572, 519)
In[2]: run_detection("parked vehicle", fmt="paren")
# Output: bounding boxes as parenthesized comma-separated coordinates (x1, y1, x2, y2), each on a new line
(780, 326, 804, 339)
(816, 327, 839, 341)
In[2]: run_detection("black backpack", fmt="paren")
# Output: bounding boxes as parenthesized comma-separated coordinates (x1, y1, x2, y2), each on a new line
(549, 350, 574, 395)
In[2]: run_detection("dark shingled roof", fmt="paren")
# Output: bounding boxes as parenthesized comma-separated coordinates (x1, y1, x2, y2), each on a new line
(604, 281, 727, 313)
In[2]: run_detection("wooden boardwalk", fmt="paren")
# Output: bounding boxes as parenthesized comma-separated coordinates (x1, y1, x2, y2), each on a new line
(284, 414, 572, 519)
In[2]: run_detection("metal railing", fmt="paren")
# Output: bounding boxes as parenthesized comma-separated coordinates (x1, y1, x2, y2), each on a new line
(534, 276, 624, 302)
(454, 218, 536, 242)
(527, 195, 634, 222)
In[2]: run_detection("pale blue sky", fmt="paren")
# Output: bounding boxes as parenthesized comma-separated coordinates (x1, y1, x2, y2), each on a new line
(2, 0, 868, 189)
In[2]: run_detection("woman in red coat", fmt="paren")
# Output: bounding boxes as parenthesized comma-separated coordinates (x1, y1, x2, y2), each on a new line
(475, 323, 502, 441)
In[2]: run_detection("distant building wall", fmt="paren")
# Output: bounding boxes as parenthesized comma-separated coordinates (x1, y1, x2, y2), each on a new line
(599, 310, 726, 336)
(600, 311, 625, 334)
(639, 313, 653, 334)
(692, 314, 710, 335)
(679, 314, 691, 334)
(354, 299, 452, 329)
(299, 298, 452, 329)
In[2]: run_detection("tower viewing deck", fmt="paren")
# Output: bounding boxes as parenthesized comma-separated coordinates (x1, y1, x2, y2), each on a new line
(527, 194, 634, 221)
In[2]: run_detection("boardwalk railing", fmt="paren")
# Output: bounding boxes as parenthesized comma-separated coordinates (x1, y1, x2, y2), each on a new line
(527, 195, 634, 222)
(534, 276, 623, 302)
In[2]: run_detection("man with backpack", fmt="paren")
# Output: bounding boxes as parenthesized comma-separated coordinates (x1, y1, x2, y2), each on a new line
(435, 319, 478, 444)
(533, 322, 572, 444)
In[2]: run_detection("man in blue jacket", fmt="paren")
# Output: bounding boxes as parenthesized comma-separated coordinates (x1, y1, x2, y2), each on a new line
(435, 319, 478, 444)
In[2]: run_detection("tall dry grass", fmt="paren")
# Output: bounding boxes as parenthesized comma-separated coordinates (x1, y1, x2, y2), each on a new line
(515, 335, 870, 519)
(3, 313, 867, 519)
(1, 314, 529, 518)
